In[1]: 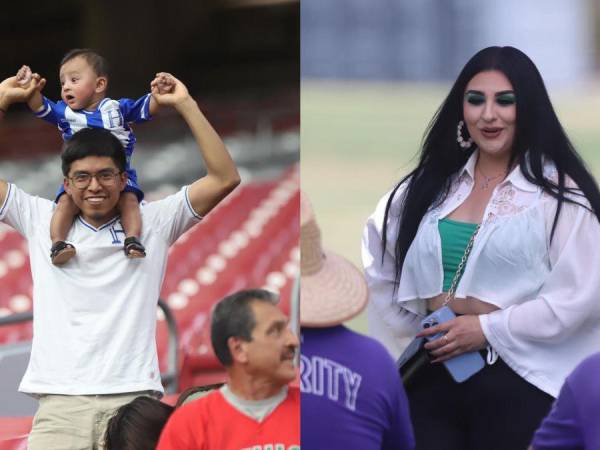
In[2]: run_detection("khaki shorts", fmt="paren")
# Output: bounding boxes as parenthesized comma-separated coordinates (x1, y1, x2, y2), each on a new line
(28, 392, 153, 450)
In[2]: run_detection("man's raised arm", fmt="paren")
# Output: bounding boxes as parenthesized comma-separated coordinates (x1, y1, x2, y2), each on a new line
(151, 73, 240, 217)
(0, 75, 46, 207)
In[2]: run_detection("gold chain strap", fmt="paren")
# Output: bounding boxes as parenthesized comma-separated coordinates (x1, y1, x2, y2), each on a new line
(442, 223, 481, 307)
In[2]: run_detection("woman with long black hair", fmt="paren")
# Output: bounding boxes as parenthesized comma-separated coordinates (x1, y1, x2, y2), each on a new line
(362, 46, 600, 449)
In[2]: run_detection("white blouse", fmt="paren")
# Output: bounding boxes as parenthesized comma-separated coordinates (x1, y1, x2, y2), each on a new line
(362, 151, 600, 397)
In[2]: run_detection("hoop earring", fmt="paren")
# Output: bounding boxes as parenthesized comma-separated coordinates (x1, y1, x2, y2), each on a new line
(457, 120, 473, 149)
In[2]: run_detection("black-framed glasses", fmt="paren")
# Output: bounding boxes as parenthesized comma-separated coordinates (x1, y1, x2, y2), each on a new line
(68, 170, 122, 189)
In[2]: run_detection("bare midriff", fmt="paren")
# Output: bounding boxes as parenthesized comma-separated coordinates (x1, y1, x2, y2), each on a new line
(426, 293, 500, 315)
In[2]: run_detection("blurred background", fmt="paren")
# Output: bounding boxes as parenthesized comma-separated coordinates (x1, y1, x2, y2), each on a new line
(301, 0, 600, 332)
(0, 0, 299, 430)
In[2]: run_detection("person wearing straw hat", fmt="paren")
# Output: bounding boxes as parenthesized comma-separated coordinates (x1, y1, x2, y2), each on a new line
(300, 193, 415, 450)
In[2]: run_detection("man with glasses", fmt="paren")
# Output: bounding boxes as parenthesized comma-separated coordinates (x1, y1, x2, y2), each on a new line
(0, 74, 240, 449)
(68, 169, 124, 189)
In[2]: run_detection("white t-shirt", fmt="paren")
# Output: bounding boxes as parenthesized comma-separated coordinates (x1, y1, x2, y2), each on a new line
(362, 151, 600, 397)
(0, 183, 201, 396)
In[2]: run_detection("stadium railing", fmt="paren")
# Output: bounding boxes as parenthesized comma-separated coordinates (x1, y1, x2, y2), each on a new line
(0, 299, 180, 394)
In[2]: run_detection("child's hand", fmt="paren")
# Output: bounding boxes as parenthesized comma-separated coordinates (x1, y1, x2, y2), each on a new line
(155, 73, 175, 95)
(151, 73, 189, 106)
(16, 65, 33, 88)
(15, 66, 45, 94)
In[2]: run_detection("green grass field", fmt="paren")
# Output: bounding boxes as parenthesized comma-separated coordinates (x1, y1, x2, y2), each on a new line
(301, 79, 600, 332)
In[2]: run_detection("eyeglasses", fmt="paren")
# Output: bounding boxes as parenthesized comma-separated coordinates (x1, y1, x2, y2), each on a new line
(68, 170, 122, 189)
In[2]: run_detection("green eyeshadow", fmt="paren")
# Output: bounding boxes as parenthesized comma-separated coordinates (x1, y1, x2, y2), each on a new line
(465, 92, 485, 105)
(496, 92, 516, 105)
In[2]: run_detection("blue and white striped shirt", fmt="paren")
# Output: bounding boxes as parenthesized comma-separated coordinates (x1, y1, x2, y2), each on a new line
(35, 94, 152, 183)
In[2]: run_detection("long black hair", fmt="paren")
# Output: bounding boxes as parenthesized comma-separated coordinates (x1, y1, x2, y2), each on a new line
(382, 46, 600, 289)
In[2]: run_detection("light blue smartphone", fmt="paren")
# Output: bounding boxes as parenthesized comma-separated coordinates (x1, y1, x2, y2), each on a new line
(421, 306, 485, 383)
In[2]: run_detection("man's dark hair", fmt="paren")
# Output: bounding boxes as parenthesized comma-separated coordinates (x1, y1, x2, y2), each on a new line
(104, 396, 173, 450)
(61, 48, 109, 78)
(61, 128, 126, 176)
(211, 289, 279, 366)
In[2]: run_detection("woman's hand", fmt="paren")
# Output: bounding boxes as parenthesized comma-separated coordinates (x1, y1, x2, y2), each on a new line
(417, 314, 487, 362)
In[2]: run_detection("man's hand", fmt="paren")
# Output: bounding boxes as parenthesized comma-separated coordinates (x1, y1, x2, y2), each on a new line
(418, 314, 488, 363)
(150, 73, 189, 107)
(0, 74, 46, 111)
(156, 72, 240, 217)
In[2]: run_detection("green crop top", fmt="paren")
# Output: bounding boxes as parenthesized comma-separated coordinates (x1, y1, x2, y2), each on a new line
(438, 218, 478, 291)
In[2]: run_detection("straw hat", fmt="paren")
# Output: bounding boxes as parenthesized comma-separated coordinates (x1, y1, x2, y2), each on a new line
(300, 192, 367, 327)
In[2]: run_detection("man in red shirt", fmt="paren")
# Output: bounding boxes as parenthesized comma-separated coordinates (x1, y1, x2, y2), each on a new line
(157, 289, 300, 450)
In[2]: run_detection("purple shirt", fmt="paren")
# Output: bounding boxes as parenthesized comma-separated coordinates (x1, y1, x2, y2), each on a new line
(532, 353, 600, 450)
(301, 326, 415, 450)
